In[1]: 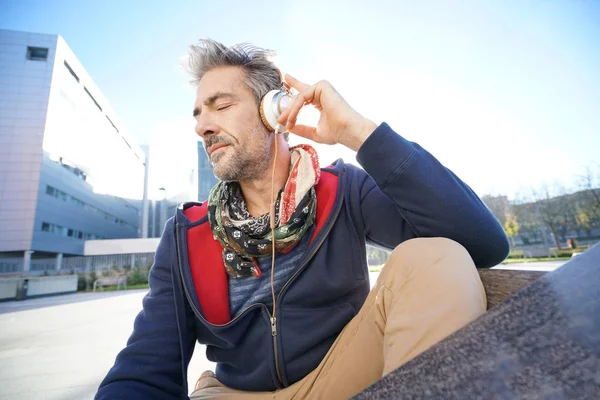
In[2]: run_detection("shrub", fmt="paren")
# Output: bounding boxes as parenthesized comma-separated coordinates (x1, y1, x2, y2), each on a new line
(127, 268, 149, 286)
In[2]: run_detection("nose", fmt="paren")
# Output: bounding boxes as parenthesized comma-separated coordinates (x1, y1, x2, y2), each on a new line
(194, 113, 220, 139)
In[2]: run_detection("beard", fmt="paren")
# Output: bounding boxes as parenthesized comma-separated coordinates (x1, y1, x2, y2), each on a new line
(206, 123, 272, 182)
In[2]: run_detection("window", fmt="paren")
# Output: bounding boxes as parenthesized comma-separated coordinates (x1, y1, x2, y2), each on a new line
(42, 222, 50, 232)
(27, 47, 48, 61)
(64, 61, 80, 82)
(84, 87, 102, 111)
(46, 186, 56, 196)
(106, 116, 119, 133)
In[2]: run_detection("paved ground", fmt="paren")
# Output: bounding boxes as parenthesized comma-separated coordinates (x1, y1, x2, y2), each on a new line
(0, 263, 565, 399)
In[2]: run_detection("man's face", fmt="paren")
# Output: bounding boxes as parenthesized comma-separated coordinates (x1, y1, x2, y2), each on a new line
(194, 66, 272, 182)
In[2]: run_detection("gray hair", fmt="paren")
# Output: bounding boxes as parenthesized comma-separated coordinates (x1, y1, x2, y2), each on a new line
(186, 38, 282, 105)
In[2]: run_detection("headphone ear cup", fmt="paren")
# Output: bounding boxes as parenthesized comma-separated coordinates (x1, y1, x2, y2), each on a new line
(260, 90, 294, 133)
(259, 91, 277, 132)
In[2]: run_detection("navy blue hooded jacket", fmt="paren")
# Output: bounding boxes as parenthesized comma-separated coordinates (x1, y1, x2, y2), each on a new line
(96, 123, 509, 399)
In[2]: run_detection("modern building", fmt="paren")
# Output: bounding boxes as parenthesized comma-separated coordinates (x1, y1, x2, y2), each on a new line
(0, 29, 147, 271)
(197, 141, 218, 202)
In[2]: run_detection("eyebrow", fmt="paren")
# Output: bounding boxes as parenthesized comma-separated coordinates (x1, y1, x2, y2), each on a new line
(192, 92, 239, 117)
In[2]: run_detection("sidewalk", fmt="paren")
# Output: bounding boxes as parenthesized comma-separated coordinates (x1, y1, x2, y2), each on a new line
(0, 264, 561, 399)
(0, 289, 215, 399)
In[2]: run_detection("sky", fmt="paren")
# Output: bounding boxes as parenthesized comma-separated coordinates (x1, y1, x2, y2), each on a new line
(1, 0, 599, 201)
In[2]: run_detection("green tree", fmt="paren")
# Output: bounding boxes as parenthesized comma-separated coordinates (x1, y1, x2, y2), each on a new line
(503, 212, 519, 248)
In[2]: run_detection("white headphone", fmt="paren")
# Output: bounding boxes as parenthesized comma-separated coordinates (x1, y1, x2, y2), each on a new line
(259, 88, 295, 133)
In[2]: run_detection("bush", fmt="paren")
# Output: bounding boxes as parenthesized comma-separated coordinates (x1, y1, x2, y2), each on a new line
(77, 271, 97, 291)
(508, 250, 525, 259)
(551, 246, 590, 257)
(127, 268, 149, 286)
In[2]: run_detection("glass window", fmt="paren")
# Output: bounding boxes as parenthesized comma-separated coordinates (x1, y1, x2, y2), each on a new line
(64, 61, 79, 82)
(27, 47, 48, 61)
(46, 186, 55, 196)
(42, 222, 50, 232)
(84, 87, 102, 111)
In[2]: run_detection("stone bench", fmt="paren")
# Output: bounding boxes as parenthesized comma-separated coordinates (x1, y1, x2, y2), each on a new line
(354, 243, 600, 399)
(478, 268, 547, 309)
(93, 275, 127, 292)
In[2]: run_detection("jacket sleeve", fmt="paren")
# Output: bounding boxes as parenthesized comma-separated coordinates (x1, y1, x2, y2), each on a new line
(354, 122, 509, 268)
(96, 217, 196, 399)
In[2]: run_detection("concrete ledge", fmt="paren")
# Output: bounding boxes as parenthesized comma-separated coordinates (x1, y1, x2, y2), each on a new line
(0, 275, 78, 300)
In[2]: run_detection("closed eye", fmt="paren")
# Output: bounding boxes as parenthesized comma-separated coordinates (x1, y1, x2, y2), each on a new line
(217, 104, 232, 111)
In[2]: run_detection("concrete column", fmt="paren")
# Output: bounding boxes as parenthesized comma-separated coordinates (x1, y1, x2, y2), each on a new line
(131, 253, 136, 269)
(85, 257, 92, 291)
(55, 253, 63, 271)
(23, 250, 34, 273)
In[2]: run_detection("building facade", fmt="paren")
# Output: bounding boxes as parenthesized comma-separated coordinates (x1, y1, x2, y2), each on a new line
(0, 29, 146, 269)
(197, 141, 218, 202)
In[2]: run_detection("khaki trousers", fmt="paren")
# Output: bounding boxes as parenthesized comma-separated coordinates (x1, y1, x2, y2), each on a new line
(190, 238, 487, 399)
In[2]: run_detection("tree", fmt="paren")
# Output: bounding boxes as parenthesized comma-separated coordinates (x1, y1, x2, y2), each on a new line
(577, 165, 600, 235)
(531, 185, 572, 249)
(481, 195, 509, 226)
(503, 211, 519, 248)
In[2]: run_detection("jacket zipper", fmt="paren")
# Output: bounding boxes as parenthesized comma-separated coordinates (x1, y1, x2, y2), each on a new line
(271, 317, 282, 384)
(175, 223, 282, 385)
(270, 191, 345, 383)
(175, 185, 344, 387)
(276, 194, 344, 304)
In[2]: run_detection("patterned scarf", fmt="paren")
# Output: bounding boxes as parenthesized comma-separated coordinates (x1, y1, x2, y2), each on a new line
(208, 145, 320, 278)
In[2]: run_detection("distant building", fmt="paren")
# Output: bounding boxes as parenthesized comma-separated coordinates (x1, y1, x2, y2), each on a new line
(197, 141, 219, 202)
(0, 29, 147, 271)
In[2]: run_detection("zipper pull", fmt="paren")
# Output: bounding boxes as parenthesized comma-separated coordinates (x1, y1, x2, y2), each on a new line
(270, 317, 277, 336)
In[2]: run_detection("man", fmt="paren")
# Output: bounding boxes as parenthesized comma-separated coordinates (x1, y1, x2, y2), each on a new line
(96, 39, 509, 399)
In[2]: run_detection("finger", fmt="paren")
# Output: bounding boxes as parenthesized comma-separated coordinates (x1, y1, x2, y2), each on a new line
(284, 74, 310, 92)
(282, 86, 317, 130)
(288, 124, 317, 142)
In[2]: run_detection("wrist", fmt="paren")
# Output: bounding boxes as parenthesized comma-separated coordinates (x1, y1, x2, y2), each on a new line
(342, 118, 378, 152)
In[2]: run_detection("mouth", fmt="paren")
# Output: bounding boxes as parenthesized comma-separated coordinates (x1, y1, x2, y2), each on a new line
(208, 143, 229, 156)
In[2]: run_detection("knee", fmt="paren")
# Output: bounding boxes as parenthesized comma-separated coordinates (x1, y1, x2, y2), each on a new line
(390, 237, 470, 262)
(382, 238, 483, 303)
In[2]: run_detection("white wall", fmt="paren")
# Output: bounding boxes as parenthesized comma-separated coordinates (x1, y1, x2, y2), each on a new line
(44, 36, 146, 201)
(84, 238, 160, 255)
(0, 278, 19, 300)
(26, 275, 78, 296)
(0, 30, 57, 252)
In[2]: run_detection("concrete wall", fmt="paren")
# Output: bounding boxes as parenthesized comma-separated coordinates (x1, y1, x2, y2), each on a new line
(0, 278, 19, 300)
(0, 275, 77, 300)
(26, 275, 78, 297)
(0, 30, 57, 252)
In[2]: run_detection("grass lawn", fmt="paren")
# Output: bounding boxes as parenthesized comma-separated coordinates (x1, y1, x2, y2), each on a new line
(83, 283, 149, 292)
(501, 257, 571, 264)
